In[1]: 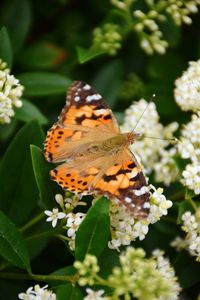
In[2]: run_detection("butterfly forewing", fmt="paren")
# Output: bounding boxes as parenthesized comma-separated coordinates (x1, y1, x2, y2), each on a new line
(44, 81, 119, 163)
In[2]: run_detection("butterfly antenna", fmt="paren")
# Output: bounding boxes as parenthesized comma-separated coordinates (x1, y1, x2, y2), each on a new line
(140, 136, 179, 143)
(132, 94, 156, 132)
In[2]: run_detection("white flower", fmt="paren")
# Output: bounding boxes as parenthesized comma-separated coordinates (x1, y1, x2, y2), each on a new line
(182, 163, 200, 195)
(174, 59, 200, 112)
(0, 59, 23, 124)
(44, 208, 66, 228)
(154, 147, 179, 185)
(55, 193, 86, 210)
(84, 288, 105, 300)
(172, 210, 200, 260)
(121, 99, 178, 174)
(170, 236, 188, 251)
(152, 249, 181, 297)
(108, 184, 172, 250)
(18, 284, 56, 300)
(178, 113, 200, 163)
(66, 212, 85, 250)
(148, 185, 173, 224)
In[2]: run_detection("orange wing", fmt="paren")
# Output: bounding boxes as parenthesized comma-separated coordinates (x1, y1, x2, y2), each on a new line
(44, 81, 119, 163)
(50, 149, 150, 218)
(91, 149, 150, 218)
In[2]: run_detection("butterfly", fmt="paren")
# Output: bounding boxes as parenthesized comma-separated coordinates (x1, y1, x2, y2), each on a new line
(44, 81, 150, 219)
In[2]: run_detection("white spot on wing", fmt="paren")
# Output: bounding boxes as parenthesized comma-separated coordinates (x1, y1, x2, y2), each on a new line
(95, 109, 107, 115)
(86, 94, 102, 102)
(133, 186, 148, 196)
(143, 202, 150, 209)
(83, 84, 91, 90)
(125, 197, 132, 203)
(74, 96, 80, 102)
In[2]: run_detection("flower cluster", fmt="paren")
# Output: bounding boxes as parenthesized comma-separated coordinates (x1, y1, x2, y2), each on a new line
(92, 23, 122, 55)
(90, 0, 200, 56)
(109, 185, 172, 250)
(166, 0, 200, 25)
(18, 284, 56, 300)
(133, 9, 168, 55)
(121, 98, 178, 182)
(171, 210, 200, 261)
(74, 247, 181, 299)
(44, 193, 86, 250)
(174, 60, 200, 112)
(0, 59, 23, 124)
(177, 112, 200, 195)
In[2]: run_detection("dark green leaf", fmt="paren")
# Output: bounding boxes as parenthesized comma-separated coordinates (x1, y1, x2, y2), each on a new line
(92, 60, 123, 107)
(30, 145, 61, 209)
(0, 210, 31, 272)
(0, 27, 12, 68)
(15, 99, 48, 125)
(0, 121, 44, 226)
(56, 284, 83, 300)
(0, 0, 31, 53)
(25, 215, 53, 260)
(75, 197, 110, 261)
(77, 46, 105, 64)
(18, 72, 72, 97)
(99, 247, 120, 278)
(174, 252, 200, 288)
(18, 42, 67, 70)
(0, 120, 18, 141)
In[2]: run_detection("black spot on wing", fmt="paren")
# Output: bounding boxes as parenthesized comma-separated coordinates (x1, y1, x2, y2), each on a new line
(103, 174, 117, 182)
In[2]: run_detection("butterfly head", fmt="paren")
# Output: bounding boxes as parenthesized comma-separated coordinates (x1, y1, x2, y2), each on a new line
(126, 132, 141, 145)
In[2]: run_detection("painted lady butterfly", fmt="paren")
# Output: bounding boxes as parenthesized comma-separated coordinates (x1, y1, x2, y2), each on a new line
(44, 81, 150, 218)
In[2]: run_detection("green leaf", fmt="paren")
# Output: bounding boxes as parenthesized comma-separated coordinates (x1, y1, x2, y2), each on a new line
(0, 121, 44, 226)
(174, 252, 200, 288)
(0, 0, 31, 53)
(77, 46, 105, 64)
(18, 42, 67, 69)
(18, 72, 72, 97)
(177, 200, 193, 224)
(15, 99, 48, 125)
(56, 284, 83, 300)
(30, 145, 61, 209)
(75, 197, 110, 261)
(0, 210, 31, 272)
(0, 27, 12, 68)
(92, 60, 123, 107)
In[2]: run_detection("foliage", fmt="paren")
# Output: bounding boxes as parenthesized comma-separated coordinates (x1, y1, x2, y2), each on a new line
(0, 0, 200, 299)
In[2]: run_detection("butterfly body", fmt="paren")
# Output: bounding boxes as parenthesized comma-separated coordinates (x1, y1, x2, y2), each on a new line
(44, 81, 150, 219)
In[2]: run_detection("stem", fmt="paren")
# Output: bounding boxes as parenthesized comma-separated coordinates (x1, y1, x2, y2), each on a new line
(186, 196, 198, 212)
(0, 272, 79, 284)
(55, 234, 70, 241)
(20, 212, 45, 232)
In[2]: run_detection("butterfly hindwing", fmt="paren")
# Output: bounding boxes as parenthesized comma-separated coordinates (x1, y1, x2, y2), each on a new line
(91, 150, 150, 218)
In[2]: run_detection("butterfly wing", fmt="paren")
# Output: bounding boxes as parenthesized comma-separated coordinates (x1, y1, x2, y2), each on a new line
(50, 148, 150, 218)
(91, 149, 150, 218)
(44, 81, 119, 163)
